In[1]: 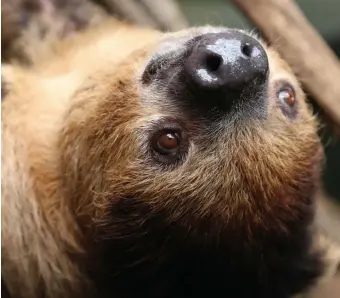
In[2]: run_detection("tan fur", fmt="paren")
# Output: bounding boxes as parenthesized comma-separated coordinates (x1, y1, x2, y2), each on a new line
(2, 18, 340, 298)
(2, 20, 162, 298)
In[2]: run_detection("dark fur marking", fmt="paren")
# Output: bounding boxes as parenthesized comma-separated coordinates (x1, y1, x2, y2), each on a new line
(90, 193, 324, 298)
(1, 279, 11, 298)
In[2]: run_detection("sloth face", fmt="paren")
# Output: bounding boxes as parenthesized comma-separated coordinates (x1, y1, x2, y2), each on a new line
(63, 26, 321, 230)
(60, 25, 323, 296)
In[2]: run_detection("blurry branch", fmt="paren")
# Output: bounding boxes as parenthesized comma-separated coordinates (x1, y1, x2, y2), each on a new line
(232, 0, 340, 135)
(95, 0, 160, 29)
(139, 0, 189, 31)
(95, 0, 188, 31)
(1, 0, 108, 62)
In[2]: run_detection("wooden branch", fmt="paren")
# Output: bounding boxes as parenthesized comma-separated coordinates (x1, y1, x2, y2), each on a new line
(232, 0, 340, 134)
(98, 0, 160, 28)
(99, 0, 189, 31)
(140, 0, 189, 31)
(1, 0, 108, 63)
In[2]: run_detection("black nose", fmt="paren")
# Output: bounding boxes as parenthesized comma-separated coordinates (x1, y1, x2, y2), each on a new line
(184, 31, 269, 109)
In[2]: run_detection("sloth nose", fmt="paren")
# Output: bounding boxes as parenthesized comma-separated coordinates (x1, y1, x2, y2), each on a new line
(184, 31, 269, 110)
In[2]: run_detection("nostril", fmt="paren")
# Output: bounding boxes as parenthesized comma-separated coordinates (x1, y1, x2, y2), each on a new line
(205, 53, 223, 72)
(241, 43, 252, 58)
(185, 32, 269, 104)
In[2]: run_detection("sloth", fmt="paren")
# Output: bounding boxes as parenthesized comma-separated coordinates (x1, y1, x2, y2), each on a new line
(2, 16, 340, 298)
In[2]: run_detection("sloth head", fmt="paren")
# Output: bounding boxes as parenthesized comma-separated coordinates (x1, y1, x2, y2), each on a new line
(60, 25, 323, 296)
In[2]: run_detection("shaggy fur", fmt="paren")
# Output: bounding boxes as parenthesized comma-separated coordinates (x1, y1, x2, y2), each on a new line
(2, 12, 340, 298)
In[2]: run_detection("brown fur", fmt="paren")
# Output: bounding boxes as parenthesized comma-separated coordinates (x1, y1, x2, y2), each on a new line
(2, 15, 340, 298)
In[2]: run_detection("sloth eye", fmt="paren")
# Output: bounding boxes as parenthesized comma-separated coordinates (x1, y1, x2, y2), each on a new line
(278, 85, 296, 107)
(152, 131, 181, 155)
(148, 119, 189, 167)
(276, 82, 298, 119)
